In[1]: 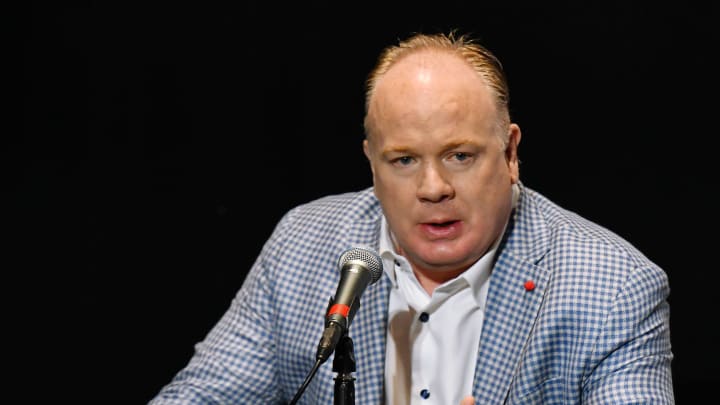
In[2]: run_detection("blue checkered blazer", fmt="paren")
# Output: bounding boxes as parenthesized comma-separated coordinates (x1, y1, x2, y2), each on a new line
(149, 183, 674, 404)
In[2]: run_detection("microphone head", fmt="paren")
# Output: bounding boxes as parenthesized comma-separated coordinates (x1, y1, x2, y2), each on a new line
(338, 246, 383, 284)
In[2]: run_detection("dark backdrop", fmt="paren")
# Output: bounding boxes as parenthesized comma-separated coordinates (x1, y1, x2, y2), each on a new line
(19, 1, 718, 403)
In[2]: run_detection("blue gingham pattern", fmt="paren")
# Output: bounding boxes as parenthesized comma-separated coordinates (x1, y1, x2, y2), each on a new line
(148, 183, 673, 404)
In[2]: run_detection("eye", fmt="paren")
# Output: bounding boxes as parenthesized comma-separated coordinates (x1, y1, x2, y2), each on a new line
(392, 156, 415, 166)
(450, 152, 472, 162)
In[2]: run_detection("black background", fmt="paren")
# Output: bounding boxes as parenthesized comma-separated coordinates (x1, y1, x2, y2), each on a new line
(19, 1, 718, 403)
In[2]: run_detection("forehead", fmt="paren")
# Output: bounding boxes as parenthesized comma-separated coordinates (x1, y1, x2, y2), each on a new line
(370, 50, 495, 115)
(376, 50, 486, 94)
(368, 50, 498, 137)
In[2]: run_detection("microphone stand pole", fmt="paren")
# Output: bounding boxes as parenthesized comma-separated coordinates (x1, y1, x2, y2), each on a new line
(332, 331, 356, 405)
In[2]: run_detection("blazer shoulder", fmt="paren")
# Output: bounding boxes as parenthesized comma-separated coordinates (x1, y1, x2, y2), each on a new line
(261, 187, 383, 258)
(521, 186, 660, 272)
(281, 186, 381, 227)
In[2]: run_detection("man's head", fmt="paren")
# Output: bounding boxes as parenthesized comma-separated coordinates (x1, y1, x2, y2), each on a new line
(363, 32, 521, 284)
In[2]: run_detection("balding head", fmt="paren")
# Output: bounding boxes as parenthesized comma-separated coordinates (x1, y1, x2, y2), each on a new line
(364, 32, 511, 146)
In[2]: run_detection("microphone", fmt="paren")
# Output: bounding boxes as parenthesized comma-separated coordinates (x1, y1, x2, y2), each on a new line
(315, 246, 383, 363)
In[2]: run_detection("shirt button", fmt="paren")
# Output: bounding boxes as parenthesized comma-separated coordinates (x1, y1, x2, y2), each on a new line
(419, 312, 430, 322)
(420, 389, 430, 399)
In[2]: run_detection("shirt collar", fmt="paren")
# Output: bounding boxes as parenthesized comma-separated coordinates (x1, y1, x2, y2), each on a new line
(379, 218, 401, 288)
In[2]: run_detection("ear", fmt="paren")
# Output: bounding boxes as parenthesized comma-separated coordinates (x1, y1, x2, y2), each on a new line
(505, 124, 522, 184)
(363, 138, 376, 175)
(363, 138, 371, 160)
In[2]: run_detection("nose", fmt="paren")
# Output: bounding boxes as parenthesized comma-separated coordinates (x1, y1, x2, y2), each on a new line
(416, 162, 454, 203)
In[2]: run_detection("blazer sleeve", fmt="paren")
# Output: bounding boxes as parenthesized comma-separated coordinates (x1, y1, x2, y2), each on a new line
(582, 263, 674, 404)
(147, 218, 289, 404)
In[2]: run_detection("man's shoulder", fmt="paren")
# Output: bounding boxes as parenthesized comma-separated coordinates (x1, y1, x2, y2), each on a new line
(287, 186, 380, 219)
(518, 185, 657, 270)
(268, 187, 382, 246)
(260, 187, 383, 271)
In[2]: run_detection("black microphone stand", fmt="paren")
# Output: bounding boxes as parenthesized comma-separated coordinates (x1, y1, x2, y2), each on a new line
(332, 331, 356, 405)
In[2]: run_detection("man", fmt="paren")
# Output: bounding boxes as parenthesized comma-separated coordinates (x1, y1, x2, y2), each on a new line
(149, 31, 673, 404)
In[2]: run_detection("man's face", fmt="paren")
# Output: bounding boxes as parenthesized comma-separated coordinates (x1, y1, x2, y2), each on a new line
(364, 51, 520, 279)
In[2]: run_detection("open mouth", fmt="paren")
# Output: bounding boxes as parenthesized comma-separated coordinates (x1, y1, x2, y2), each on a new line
(428, 220, 458, 227)
(421, 220, 461, 239)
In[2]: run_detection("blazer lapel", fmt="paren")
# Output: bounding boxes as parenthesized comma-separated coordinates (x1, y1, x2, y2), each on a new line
(311, 275, 391, 404)
(351, 274, 391, 404)
(336, 207, 390, 404)
(472, 252, 549, 403)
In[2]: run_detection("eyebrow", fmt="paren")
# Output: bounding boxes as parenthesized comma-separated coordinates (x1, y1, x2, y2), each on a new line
(382, 138, 481, 155)
(441, 139, 479, 150)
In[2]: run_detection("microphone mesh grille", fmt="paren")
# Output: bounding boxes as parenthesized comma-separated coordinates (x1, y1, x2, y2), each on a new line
(338, 247, 383, 283)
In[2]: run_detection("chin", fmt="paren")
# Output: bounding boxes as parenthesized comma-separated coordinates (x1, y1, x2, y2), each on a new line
(417, 242, 475, 267)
